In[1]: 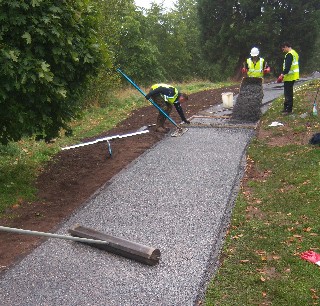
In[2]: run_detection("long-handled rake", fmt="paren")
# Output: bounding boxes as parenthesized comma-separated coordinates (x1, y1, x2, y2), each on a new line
(117, 68, 188, 137)
(0, 225, 160, 265)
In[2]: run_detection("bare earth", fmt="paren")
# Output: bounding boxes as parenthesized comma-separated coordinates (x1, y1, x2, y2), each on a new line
(0, 85, 242, 272)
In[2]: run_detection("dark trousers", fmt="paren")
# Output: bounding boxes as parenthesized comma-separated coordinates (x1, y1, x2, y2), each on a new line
(283, 81, 295, 112)
(152, 95, 172, 128)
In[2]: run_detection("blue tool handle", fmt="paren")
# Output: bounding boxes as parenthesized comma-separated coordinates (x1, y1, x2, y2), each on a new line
(116, 68, 179, 128)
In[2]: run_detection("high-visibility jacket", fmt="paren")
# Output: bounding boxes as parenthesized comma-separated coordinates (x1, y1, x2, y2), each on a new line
(283, 49, 299, 81)
(150, 84, 179, 104)
(246, 57, 264, 78)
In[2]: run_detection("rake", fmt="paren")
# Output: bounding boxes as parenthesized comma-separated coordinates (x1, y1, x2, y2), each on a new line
(117, 68, 188, 137)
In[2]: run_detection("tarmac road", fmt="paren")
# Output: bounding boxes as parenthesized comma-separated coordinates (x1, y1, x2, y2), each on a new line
(0, 76, 316, 306)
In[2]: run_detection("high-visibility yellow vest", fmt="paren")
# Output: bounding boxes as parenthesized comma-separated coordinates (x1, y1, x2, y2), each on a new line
(247, 58, 264, 78)
(283, 49, 299, 81)
(151, 83, 179, 104)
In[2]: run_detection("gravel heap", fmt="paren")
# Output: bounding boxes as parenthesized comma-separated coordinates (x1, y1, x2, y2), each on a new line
(232, 77, 263, 122)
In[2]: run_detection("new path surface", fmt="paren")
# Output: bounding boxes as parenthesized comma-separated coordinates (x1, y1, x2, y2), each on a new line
(0, 78, 312, 306)
(0, 127, 253, 306)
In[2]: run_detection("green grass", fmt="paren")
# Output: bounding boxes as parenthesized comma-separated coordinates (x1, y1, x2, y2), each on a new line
(205, 80, 320, 306)
(176, 80, 236, 94)
(0, 80, 230, 215)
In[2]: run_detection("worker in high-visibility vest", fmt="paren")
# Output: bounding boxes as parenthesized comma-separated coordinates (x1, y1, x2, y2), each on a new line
(277, 42, 300, 115)
(242, 47, 270, 78)
(145, 84, 190, 133)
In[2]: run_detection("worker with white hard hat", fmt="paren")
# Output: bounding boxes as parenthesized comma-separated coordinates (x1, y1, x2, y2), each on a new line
(242, 47, 270, 78)
(250, 47, 260, 57)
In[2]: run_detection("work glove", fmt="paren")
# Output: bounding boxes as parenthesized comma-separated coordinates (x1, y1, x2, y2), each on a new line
(241, 68, 248, 74)
(300, 250, 320, 266)
(263, 67, 270, 74)
(277, 75, 284, 83)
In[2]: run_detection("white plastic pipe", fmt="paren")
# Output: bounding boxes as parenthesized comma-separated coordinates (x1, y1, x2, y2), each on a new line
(0, 225, 108, 245)
(61, 130, 149, 150)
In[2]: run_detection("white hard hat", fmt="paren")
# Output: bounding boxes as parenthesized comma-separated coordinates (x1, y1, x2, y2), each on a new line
(250, 47, 259, 56)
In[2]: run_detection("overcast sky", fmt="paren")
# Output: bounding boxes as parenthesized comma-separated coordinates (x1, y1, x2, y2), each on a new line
(134, 0, 175, 10)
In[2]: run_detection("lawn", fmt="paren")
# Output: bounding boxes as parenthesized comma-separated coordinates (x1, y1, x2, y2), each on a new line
(205, 79, 320, 305)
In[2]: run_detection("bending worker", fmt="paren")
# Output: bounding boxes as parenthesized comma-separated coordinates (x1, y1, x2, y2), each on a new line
(145, 83, 190, 133)
(242, 47, 270, 77)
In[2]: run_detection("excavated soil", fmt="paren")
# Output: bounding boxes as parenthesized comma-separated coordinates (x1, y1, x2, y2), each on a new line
(0, 85, 240, 273)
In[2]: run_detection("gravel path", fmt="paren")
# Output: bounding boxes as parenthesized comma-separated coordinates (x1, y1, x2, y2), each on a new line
(0, 127, 253, 306)
(1, 78, 313, 306)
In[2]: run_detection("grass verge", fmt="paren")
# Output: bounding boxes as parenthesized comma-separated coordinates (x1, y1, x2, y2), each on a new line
(205, 80, 320, 305)
(0, 80, 233, 216)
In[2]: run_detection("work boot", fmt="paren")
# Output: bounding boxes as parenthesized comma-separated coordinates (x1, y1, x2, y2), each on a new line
(281, 110, 292, 115)
(156, 127, 167, 133)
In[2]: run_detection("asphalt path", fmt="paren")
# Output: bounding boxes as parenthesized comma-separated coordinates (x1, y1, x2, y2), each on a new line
(0, 76, 316, 306)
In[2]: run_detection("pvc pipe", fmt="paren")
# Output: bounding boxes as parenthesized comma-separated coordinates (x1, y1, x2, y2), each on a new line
(0, 225, 108, 245)
(61, 130, 149, 151)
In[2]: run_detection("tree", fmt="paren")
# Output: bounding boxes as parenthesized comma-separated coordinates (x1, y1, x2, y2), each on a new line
(172, 0, 205, 79)
(198, 0, 320, 79)
(143, 0, 202, 82)
(82, 0, 133, 104)
(116, 6, 165, 85)
(197, 0, 238, 80)
(0, 0, 106, 144)
(270, 0, 320, 73)
(88, 0, 164, 89)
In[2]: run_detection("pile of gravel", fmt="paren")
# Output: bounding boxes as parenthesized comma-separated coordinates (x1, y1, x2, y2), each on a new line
(232, 77, 263, 122)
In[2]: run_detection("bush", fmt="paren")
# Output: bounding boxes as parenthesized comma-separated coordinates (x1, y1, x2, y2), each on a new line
(0, 0, 107, 144)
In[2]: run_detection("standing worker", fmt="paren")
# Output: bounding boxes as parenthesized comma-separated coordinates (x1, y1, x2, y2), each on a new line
(277, 42, 300, 115)
(242, 47, 270, 78)
(145, 84, 190, 133)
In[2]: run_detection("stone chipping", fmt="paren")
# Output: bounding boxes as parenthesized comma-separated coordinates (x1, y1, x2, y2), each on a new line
(232, 77, 263, 122)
